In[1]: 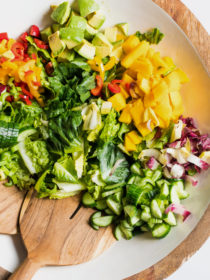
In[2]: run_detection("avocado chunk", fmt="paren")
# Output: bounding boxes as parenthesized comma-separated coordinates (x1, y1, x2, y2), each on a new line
(111, 45, 123, 61)
(74, 40, 96, 60)
(92, 33, 113, 56)
(116, 23, 129, 36)
(66, 10, 79, 27)
(51, 2, 71, 25)
(78, 0, 99, 17)
(85, 23, 98, 40)
(60, 27, 84, 49)
(58, 48, 75, 62)
(48, 31, 66, 57)
(95, 46, 111, 59)
(87, 11, 105, 29)
(67, 15, 87, 31)
(52, 23, 61, 33)
(104, 27, 118, 43)
(40, 26, 52, 43)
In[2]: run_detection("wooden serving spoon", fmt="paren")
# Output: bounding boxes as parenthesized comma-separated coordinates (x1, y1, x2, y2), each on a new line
(9, 190, 116, 280)
(0, 182, 25, 235)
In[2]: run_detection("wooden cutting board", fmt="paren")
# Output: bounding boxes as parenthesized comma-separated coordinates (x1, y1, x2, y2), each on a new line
(126, 0, 210, 279)
(0, 266, 10, 280)
(0, 182, 25, 235)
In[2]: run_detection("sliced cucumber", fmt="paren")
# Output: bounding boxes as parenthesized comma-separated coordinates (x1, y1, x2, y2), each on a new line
(170, 184, 180, 204)
(141, 206, 151, 222)
(151, 199, 162, 219)
(105, 208, 114, 215)
(95, 199, 107, 210)
(144, 169, 153, 177)
(106, 197, 122, 215)
(152, 170, 162, 182)
(82, 192, 95, 207)
(174, 180, 189, 200)
(92, 215, 114, 227)
(102, 187, 122, 198)
(160, 183, 169, 199)
(90, 211, 101, 230)
(152, 223, 171, 239)
(164, 211, 177, 226)
(130, 162, 142, 175)
(148, 218, 162, 229)
(104, 182, 125, 191)
(124, 205, 137, 218)
(114, 225, 124, 241)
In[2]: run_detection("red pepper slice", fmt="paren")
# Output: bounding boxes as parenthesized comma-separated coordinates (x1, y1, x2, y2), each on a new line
(34, 38, 49, 49)
(45, 62, 54, 76)
(0, 57, 7, 64)
(111, 79, 123, 85)
(20, 83, 34, 99)
(29, 25, 40, 38)
(0, 84, 7, 94)
(32, 81, 41, 87)
(6, 96, 14, 103)
(20, 32, 28, 42)
(25, 70, 34, 77)
(108, 82, 121, 94)
(19, 94, 32, 105)
(0, 32, 8, 42)
(125, 83, 131, 92)
(91, 75, 103, 96)
(11, 42, 25, 60)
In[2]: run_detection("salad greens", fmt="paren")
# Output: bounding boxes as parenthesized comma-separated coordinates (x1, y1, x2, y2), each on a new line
(0, 0, 209, 241)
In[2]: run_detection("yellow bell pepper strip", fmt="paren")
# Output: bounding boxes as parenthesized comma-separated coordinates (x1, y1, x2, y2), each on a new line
(88, 56, 116, 81)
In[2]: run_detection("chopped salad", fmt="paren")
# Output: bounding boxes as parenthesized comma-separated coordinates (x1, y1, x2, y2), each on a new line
(0, 0, 209, 240)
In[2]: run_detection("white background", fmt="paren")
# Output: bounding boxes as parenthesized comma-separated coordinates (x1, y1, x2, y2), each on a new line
(168, 0, 210, 279)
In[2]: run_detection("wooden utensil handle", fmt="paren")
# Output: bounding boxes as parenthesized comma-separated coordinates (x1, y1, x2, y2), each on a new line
(8, 257, 42, 280)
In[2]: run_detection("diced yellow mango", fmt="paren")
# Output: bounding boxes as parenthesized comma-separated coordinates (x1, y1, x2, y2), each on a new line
(138, 78, 151, 95)
(125, 134, 137, 151)
(126, 130, 142, 144)
(157, 116, 169, 128)
(146, 47, 155, 59)
(120, 85, 129, 99)
(130, 57, 153, 78)
(122, 72, 135, 85)
(175, 68, 189, 83)
(151, 52, 167, 69)
(136, 122, 154, 137)
(144, 92, 156, 108)
(123, 35, 140, 54)
(121, 41, 150, 68)
(154, 94, 172, 124)
(125, 69, 137, 79)
(151, 75, 161, 88)
(119, 105, 132, 124)
(164, 71, 180, 91)
(163, 57, 175, 68)
(108, 93, 126, 112)
(152, 80, 169, 103)
(130, 99, 144, 125)
(169, 91, 184, 120)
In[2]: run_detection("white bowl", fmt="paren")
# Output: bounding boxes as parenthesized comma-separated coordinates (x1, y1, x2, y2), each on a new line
(0, 1, 209, 279)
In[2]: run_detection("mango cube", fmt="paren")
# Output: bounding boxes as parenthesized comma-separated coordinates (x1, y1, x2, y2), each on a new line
(108, 93, 126, 112)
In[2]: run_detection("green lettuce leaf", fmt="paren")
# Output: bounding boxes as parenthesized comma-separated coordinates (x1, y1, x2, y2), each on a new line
(97, 142, 130, 184)
(52, 156, 78, 183)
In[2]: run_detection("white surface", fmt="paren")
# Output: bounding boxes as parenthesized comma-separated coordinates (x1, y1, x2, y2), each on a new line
(168, 0, 210, 279)
(0, 0, 209, 279)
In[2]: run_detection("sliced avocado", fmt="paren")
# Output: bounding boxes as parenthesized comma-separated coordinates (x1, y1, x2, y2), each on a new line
(65, 10, 79, 27)
(95, 46, 111, 59)
(40, 26, 52, 43)
(112, 39, 124, 48)
(116, 23, 129, 36)
(58, 48, 75, 62)
(111, 45, 123, 61)
(74, 39, 96, 60)
(87, 11, 105, 29)
(48, 31, 66, 57)
(52, 23, 61, 33)
(85, 23, 98, 40)
(104, 27, 118, 43)
(67, 15, 87, 31)
(78, 0, 99, 17)
(92, 33, 113, 54)
(60, 27, 84, 49)
(51, 2, 71, 25)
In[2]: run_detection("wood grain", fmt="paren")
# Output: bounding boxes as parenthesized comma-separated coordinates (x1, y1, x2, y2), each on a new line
(126, 0, 210, 279)
(0, 182, 25, 235)
(9, 192, 115, 280)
